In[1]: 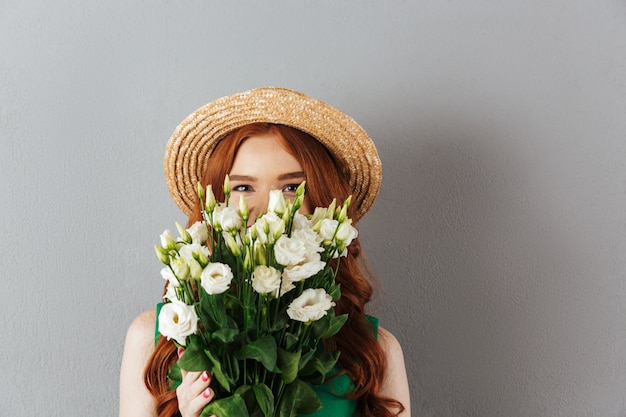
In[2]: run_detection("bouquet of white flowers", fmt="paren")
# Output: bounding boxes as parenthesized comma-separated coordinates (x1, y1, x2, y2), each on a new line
(154, 177, 358, 417)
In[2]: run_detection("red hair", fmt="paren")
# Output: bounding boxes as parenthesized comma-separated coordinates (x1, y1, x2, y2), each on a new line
(144, 123, 404, 416)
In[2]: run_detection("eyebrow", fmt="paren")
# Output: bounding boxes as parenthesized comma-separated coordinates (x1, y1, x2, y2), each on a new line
(228, 172, 306, 182)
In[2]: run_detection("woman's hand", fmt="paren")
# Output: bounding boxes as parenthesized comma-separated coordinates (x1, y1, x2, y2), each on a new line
(176, 369, 216, 417)
(176, 349, 217, 417)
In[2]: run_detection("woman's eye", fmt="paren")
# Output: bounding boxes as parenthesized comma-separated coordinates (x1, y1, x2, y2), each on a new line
(233, 184, 252, 192)
(283, 184, 299, 193)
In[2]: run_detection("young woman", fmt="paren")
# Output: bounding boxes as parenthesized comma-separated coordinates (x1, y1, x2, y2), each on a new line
(119, 87, 411, 417)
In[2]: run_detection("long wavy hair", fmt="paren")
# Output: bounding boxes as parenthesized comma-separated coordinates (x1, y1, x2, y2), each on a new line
(144, 123, 404, 417)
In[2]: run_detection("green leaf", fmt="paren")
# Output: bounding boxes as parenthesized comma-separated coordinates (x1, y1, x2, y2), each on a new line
(283, 332, 299, 350)
(319, 314, 348, 339)
(234, 385, 258, 414)
(299, 350, 340, 382)
(237, 335, 277, 371)
(234, 384, 252, 398)
(199, 292, 226, 331)
(252, 383, 274, 417)
(328, 283, 341, 301)
(277, 379, 322, 417)
(277, 348, 301, 384)
(200, 394, 249, 417)
(177, 336, 212, 372)
(297, 348, 317, 371)
(204, 348, 233, 392)
(212, 328, 239, 344)
(309, 315, 330, 340)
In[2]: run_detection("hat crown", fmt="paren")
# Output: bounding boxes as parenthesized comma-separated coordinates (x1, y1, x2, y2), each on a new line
(165, 87, 381, 221)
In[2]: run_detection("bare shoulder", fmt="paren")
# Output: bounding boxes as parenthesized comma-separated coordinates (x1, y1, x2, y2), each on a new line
(377, 326, 411, 416)
(377, 326, 404, 355)
(119, 309, 157, 417)
(121, 308, 157, 373)
(126, 308, 157, 343)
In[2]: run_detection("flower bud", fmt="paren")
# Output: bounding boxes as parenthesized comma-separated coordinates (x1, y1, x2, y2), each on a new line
(337, 203, 348, 223)
(326, 199, 336, 219)
(262, 217, 270, 235)
(160, 229, 177, 250)
(171, 258, 190, 280)
(337, 195, 352, 223)
(296, 181, 306, 197)
(273, 218, 287, 240)
(254, 241, 267, 266)
(268, 189, 286, 216)
(239, 194, 249, 223)
(223, 232, 241, 257)
(292, 193, 304, 212)
(197, 182, 205, 204)
(154, 245, 170, 265)
(175, 222, 192, 244)
(312, 218, 323, 233)
(243, 247, 253, 271)
(223, 175, 231, 200)
(189, 258, 203, 280)
(282, 210, 291, 224)
(205, 184, 217, 212)
(310, 207, 327, 231)
(193, 248, 209, 267)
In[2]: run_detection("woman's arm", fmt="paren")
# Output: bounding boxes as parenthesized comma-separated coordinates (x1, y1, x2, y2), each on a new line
(119, 309, 215, 417)
(378, 327, 411, 417)
(119, 309, 158, 417)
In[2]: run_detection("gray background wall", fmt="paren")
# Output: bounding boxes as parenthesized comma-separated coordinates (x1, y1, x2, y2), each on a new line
(2, 1, 625, 416)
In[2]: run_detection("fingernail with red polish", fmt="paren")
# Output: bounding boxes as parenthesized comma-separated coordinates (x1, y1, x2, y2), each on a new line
(201, 371, 209, 382)
(202, 388, 211, 399)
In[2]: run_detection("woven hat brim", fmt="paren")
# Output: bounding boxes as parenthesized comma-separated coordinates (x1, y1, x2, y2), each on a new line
(164, 87, 381, 221)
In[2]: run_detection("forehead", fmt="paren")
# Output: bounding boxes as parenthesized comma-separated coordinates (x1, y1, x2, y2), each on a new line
(231, 134, 303, 172)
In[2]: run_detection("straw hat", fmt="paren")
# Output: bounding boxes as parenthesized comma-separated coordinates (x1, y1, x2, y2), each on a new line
(164, 87, 381, 221)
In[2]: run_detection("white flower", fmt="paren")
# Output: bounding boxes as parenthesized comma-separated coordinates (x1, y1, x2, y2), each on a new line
(178, 244, 210, 265)
(214, 205, 243, 232)
(282, 251, 326, 282)
(268, 189, 287, 215)
(158, 302, 198, 345)
(291, 213, 311, 231)
(276, 277, 296, 297)
(178, 244, 210, 276)
(160, 266, 180, 287)
(336, 221, 358, 246)
(290, 227, 324, 253)
(187, 221, 208, 245)
(160, 229, 177, 249)
(309, 207, 329, 226)
(171, 257, 190, 280)
(200, 262, 234, 295)
(254, 212, 285, 244)
(251, 265, 281, 295)
(273, 235, 306, 266)
(163, 282, 179, 303)
(286, 288, 335, 322)
(318, 218, 339, 241)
